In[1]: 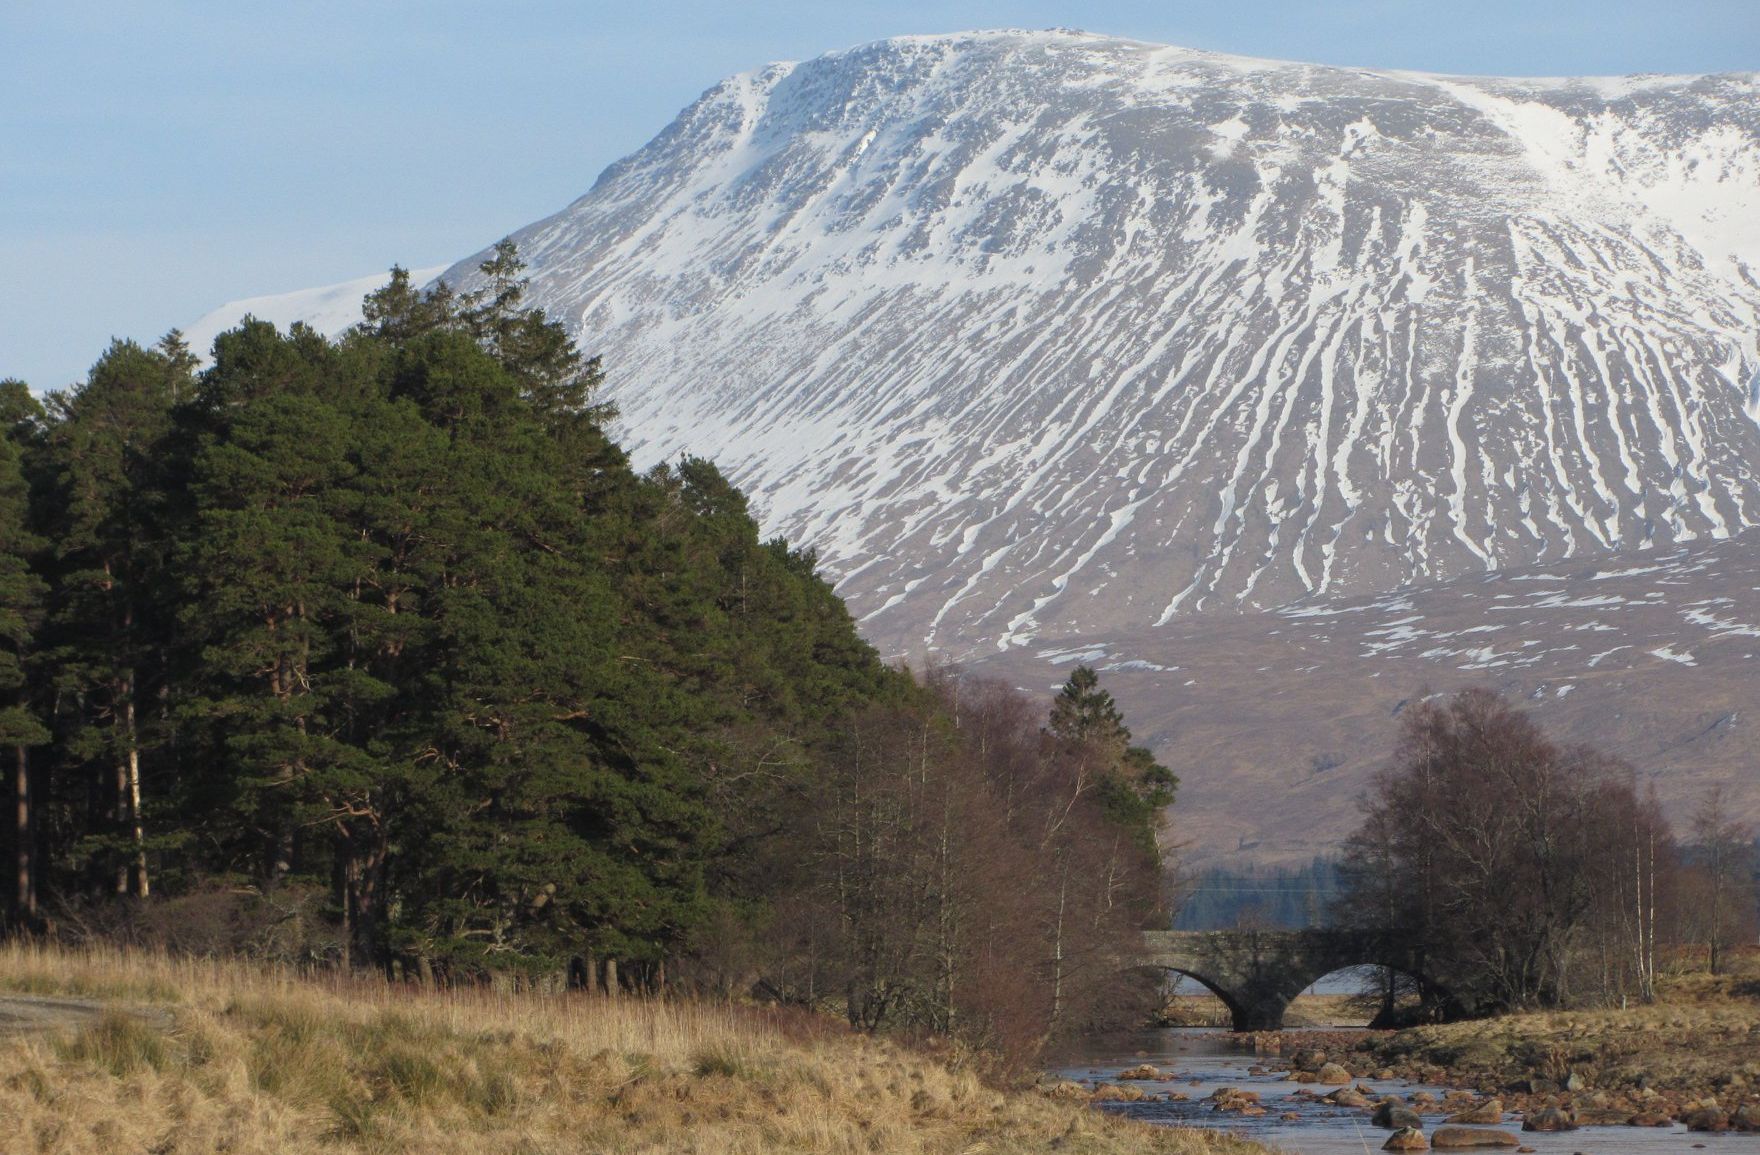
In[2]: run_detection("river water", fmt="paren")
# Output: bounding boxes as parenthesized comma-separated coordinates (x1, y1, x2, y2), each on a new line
(1056, 1028, 1759, 1153)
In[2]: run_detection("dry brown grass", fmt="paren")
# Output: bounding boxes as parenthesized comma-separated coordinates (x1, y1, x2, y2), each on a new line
(1360, 958, 1760, 1097)
(0, 942, 1268, 1155)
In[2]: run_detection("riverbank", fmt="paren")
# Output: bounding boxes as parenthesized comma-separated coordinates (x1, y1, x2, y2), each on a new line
(1251, 970, 1760, 1131)
(0, 942, 1267, 1155)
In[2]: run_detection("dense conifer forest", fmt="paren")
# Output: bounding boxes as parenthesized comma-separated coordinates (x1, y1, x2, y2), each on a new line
(1172, 860, 1342, 931)
(0, 247, 1173, 1056)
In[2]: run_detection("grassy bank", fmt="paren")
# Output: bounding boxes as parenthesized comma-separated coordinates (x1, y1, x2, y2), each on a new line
(0, 943, 1266, 1155)
(1349, 964, 1760, 1127)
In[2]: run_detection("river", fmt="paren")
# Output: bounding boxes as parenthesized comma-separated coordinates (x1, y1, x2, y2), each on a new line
(1056, 1028, 1758, 1153)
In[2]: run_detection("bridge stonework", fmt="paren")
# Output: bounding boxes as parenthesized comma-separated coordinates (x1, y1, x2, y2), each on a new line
(1141, 928, 1427, 1032)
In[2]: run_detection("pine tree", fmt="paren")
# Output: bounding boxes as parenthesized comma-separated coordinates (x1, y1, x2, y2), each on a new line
(0, 381, 49, 925)
(178, 381, 371, 885)
(1047, 665, 1129, 754)
(1046, 665, 1176, 846)
(40, 340, 189, 898)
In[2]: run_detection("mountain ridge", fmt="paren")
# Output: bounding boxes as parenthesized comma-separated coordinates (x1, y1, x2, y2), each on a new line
(438, 29, 1760, 656)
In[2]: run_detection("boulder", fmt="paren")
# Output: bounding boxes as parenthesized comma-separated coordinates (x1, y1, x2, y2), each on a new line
(1208, 1086, 1259, 1103)
(1733, 1103, 1760, 1132)
(1291, 1048, 1328, 1070)
(1039, 1080, 1088, 1101)
(1572, 1107, 1632, 1126)
(1444, 1099, 1502, 1124)
(1328, 1088, 1372, 1108)
(1373, 1100, 1425, 1130)
(1685, 1107, 1731, 1132)
(1316, 1062, 1353, 1085)
(1430, 1127, 1520, 1149)
(1209, 1087, 1262, 1112)
(1382, 1125, 1429, 1151)
(1519, 1107, 1576, 1132)
(1116, 1063, 1162, 1080)
(1627, 1111, 1672, 1127)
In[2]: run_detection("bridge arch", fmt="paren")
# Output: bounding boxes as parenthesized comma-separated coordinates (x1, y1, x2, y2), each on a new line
(1297, 963, 1444, 1028)
(1153, 966, 1254, 1030)
(1141, 929, 1448, 1031)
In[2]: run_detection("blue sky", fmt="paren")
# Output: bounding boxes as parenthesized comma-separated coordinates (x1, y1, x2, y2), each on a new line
(3, 1, 1755, 392)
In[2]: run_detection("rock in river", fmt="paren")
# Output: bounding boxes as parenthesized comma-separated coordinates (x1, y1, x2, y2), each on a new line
(1520, 1107, 1576, 1132)
(1373, 1100, 1424, 1130)
(1382, 1125, 1428, 1151)
(1444, 1099, 1502, 1124)
(1430, 1126, 1520, 1149)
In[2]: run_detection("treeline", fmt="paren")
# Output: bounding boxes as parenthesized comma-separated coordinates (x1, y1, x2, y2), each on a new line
(1172, 858, 1342, 931)
(1336, 688, 1758, 1016)
(0, 246, 1172, 1057)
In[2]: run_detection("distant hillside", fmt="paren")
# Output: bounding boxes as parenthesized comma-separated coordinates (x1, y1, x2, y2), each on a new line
(971, 533, 1760, 864)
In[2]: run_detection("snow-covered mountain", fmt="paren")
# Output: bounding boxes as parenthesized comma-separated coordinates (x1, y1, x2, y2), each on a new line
(443, 29, 1760, 658)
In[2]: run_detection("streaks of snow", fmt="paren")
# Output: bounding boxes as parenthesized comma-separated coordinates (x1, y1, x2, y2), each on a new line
(1036, 644, 1110, 666)
(1528, 593, 1627, 608)
(1649, 645, 1698, 665)
(434, 32, 1760, 653)
(1445, 257, 1491, 566)
(1593, 563, 1671, 580)
(1681, 602, 1760, 639)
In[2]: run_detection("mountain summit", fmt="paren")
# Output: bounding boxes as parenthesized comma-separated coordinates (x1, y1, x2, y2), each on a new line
(445, 29, 1760, 657)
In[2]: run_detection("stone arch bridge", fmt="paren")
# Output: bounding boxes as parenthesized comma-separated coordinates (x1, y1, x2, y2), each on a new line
(1142, 929, 1446, 1031)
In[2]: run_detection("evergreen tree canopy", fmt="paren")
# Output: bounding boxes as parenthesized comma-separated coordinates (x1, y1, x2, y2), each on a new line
(0, 246, 916, 976)
(0, 247, 1174, 1062)
(1047, 665, 1177, 837)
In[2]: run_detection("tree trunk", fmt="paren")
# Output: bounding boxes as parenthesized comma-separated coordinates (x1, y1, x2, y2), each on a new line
(14, 744, 32, 923)
(1050, 859, 1068, 1028)
(337, 831, 387, 971)
(113, 751, 129, 896)
(125, 698, 147, 898)
(337, 854, 353, 972)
